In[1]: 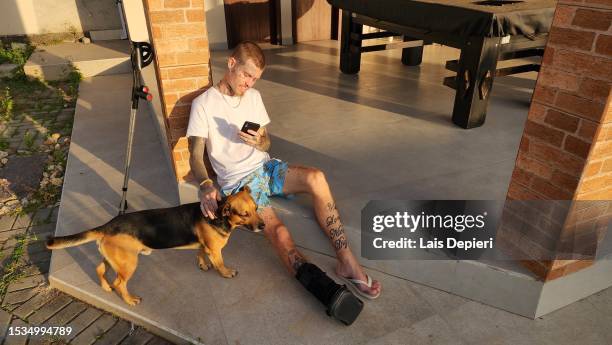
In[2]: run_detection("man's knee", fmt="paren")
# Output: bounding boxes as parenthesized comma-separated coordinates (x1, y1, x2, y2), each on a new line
(305, 168, 327, 192)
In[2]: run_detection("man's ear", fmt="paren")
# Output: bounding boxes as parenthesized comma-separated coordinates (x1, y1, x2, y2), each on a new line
(228, 56, 237, 71)
(222, 202, 232, 217)
(239, 185, 251, 194)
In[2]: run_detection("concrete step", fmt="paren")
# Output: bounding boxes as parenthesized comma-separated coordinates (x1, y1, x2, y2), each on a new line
(90, 29, 126, 42)
(24, 40, 131, 81)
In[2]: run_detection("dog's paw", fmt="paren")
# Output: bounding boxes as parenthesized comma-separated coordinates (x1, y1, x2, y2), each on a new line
(101, 282, 112, 292)
(222, 269, 238, 278)
(198, 262, 210, 271)
(124, 295, 142, 306)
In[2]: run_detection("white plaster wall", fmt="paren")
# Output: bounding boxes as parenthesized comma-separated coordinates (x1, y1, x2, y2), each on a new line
(0, 0, 121, 36)
(121, 0, 149, 42)
(280, 0, 293, 45)
(205, 0, 229, 50)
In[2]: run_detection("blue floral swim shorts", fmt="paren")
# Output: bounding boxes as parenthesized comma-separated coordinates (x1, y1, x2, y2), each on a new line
(221, 158, 291, 208)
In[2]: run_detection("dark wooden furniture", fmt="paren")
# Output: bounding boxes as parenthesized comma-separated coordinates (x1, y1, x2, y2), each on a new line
(329, 0, 557, 129)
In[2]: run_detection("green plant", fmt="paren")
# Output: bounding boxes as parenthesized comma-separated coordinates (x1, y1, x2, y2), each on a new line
(0, 44, 34, 78)
(39, 333, 69, 345)
(23, 130, 35, 150)
(0, 234, 36, 297)
(0, 86, 13, 120)
(66, 68, 82, 97)
(67, 68, 82, 84)
(66, 24, 81, 42)
(0, 137, 8, 150)
(52, 149, 65, 164)
(20, 156, 66, 214)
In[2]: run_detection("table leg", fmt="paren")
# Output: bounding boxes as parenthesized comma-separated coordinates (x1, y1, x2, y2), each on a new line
(340, 11, 363, 74)
(451, 36, 501, 129)
(402, 36, 423, 66)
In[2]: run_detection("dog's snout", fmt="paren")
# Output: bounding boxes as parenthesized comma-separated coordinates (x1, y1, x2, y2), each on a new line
(258, 221, 265, 230)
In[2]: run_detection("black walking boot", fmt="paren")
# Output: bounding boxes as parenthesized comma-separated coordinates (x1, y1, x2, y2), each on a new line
(295, 263, 363, 325)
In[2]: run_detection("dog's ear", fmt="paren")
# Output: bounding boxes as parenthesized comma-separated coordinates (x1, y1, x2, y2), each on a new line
(221, 202, 232, 217)
(239, 185, 251, 194)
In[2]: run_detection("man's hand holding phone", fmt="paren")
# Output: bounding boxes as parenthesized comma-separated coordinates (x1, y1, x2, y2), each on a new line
(239, 121, 262, 148)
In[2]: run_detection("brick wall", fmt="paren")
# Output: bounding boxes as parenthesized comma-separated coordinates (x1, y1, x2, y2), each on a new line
(499, 0, 612, 281)
(143, 0, 212, 182)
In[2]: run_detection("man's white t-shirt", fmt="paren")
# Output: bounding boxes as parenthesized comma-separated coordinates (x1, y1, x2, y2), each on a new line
(186, 87, 270, 190)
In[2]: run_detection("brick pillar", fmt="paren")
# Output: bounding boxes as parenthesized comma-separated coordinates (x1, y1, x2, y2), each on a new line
(143, 0, 212, 182)
(500, 0, 612, 280)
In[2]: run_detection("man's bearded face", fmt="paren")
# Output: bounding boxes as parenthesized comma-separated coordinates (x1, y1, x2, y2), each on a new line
(227, 58, 263, 96)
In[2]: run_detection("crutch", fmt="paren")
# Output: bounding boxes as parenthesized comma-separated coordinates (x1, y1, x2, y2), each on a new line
(118, 41, 154, 215)
(116, 0, 155, 215)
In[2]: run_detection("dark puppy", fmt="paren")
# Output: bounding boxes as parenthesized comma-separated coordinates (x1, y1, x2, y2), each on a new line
(46, 186, 263, 306)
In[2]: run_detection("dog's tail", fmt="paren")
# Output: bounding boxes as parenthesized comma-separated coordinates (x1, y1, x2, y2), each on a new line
(46, 229, 104, 249)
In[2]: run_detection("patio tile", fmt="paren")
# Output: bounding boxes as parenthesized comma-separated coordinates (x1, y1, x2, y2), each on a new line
(0, 309, 12, 340)
(67, 308, 104, 341)
(45, 300, 88, 326)
(71, 313, 117, 345)
(4, 318, 27, 345)
(27, 293, 73, 324)
(118, 327, 153, 345)
(208, 232, 436, 345)
(364, 314, 465, 345)
(94, 319, 132, 345)
(0, 215, 17, 232)
(442, 299, 610, 345)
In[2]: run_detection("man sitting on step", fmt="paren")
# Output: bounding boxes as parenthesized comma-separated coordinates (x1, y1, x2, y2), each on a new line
(186, 41, 381, 324)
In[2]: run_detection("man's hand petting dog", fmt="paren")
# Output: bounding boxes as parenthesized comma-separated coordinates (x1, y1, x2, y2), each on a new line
(239, 129, 263, 148)
(200, 183, 221, 219)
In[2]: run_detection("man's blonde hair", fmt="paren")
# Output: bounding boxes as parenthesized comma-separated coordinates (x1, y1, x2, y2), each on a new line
(231, 41, 265, 69)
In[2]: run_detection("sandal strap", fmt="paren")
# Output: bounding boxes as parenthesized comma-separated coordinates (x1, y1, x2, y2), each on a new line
(348, 274, 372, 288)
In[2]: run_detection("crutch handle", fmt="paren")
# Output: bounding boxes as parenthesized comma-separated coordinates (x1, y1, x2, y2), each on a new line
(135, 85, 153, 101)
(132, 42, 154, 71)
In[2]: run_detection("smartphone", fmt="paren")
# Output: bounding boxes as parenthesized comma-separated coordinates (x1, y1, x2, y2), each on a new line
(241, 121, 260, 134)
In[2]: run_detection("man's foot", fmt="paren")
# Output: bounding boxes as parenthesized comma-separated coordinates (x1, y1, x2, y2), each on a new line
(336, 253, 382, 299)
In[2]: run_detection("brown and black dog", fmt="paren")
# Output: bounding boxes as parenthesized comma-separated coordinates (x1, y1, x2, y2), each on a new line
(46, 186, 263, 306)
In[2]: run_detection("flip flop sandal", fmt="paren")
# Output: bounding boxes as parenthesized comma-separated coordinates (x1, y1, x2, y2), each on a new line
(339, 274, 381, 300)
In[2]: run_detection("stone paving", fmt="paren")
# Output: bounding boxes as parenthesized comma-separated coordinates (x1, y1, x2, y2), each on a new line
(0, 74, 75, 215)
(0, 207, 172, 345)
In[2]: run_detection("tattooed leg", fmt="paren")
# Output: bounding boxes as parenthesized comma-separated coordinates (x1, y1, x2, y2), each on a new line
(280, 165, 382, 298)
(288, 248, 307, 273)
(260, 206, 309, 275)
(322, 202, 348, 252)
(280, 166, 352, 253)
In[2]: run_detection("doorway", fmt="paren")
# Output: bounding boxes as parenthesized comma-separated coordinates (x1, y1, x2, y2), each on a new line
(292, 0, 333, 42)
(223, 0, 281, 48)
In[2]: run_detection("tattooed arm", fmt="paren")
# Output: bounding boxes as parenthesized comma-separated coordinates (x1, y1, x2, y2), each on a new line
(188, 136, 221, 218)
(188, 136, 209, 184)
